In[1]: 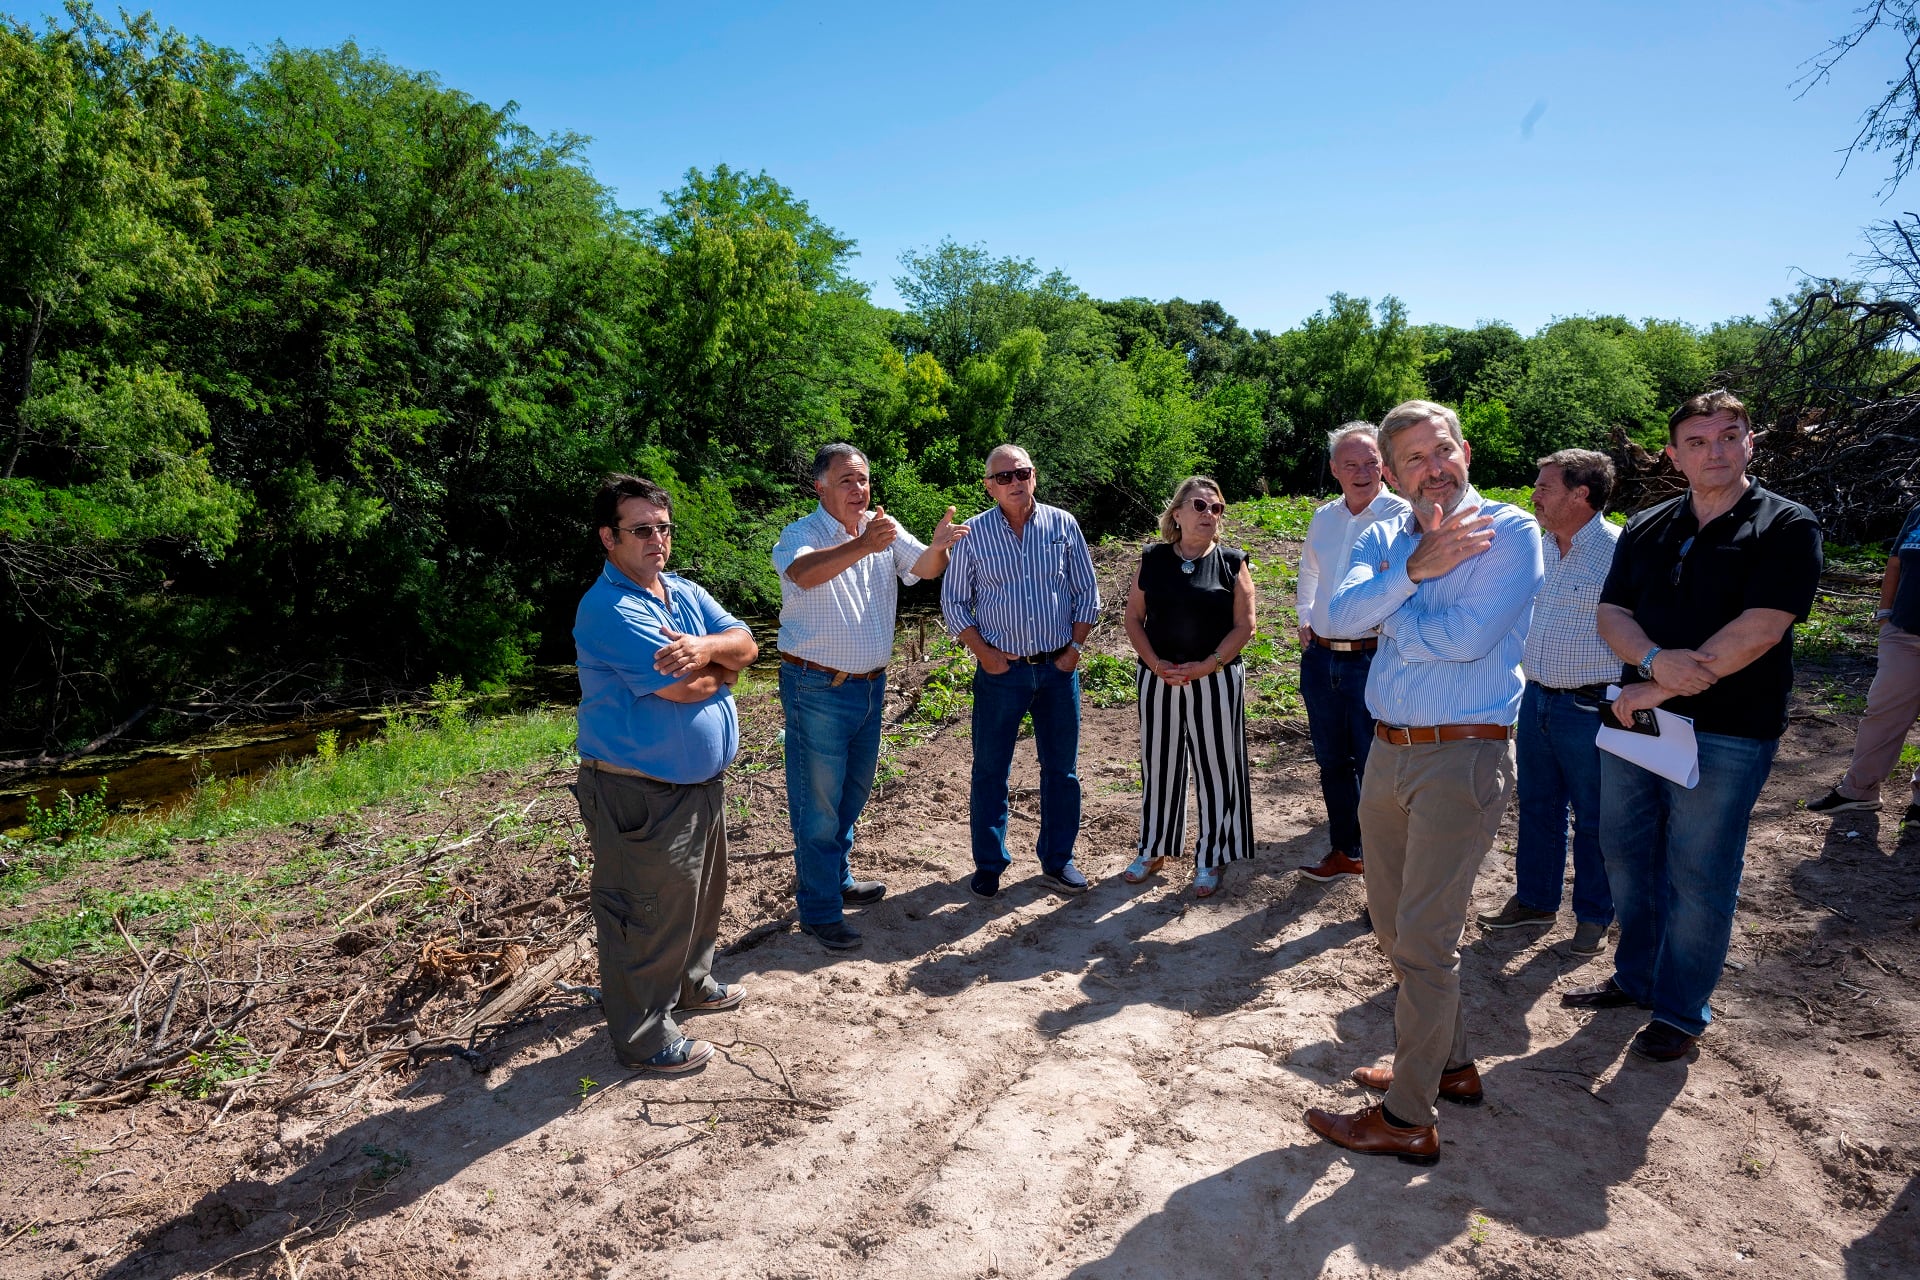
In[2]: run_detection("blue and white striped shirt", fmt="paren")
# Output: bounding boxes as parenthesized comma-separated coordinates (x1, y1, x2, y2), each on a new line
(1326, 487, 1544, 727)
(940, 501, 1101, 655)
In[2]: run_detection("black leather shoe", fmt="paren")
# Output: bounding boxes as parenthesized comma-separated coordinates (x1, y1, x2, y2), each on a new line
(1630, 1022, 1698, 1062)
(969, 870, 1001, 900)
(799, 920, 863, 950)
(1559, 976, 1642, 1009)
(842, 880, 887, 907)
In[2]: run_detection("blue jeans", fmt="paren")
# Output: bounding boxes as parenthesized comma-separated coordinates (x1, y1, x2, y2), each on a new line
(1515, 683, 1613, 925)
(970, 660, 1082, 875)
(780, 664, 886, 927)
(1300, 643, 1375, 854)
(1599, 732, 1778, 1037)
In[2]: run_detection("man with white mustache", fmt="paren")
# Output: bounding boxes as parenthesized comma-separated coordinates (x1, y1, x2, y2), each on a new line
(1305, 399, 1543, 1165)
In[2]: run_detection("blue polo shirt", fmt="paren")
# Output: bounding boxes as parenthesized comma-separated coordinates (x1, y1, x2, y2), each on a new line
(574, 564, 746, 784)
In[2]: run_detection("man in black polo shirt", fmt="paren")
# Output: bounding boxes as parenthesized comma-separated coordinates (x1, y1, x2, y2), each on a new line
(1561, 390, 1822, 1062)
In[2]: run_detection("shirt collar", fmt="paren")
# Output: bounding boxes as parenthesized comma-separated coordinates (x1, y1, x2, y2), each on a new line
(1570, 511, 1611, 548)
(603, 561, 670, 603)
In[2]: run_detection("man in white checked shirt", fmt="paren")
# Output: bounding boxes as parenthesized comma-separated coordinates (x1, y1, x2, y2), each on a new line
(774, 444, 968, 952)
(941, 444, 1102, 899)
(1477, 450, 1620, 957)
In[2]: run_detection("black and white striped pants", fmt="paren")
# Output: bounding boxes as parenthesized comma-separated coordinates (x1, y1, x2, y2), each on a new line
(1135, 659, 1255, 869)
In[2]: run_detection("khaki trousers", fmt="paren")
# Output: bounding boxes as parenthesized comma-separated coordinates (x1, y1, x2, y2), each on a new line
(575, 765, 728, 1065)
(1840, 625, 1920, 804)
(1357, 737, 1515, 1127)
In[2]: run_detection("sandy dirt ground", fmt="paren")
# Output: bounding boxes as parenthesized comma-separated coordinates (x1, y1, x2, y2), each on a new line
(1, 526, 1917, 1280)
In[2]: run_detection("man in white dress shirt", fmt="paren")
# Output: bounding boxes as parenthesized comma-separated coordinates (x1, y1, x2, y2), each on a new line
(1477, 450, 1620, 956)
(1294, 422, 1410, 882)
(773, 444, 967, 951)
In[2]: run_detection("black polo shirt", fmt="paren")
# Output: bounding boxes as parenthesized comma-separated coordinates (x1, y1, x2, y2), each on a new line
(1599, 482, 1822, 739)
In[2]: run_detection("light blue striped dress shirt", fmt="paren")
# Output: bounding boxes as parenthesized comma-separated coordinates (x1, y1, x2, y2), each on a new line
(1325, 487, 1545, 727)
(940, 501, 1101, 655)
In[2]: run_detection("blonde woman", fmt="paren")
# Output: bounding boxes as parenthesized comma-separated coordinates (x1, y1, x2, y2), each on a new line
(1121, 476, 1258, 896)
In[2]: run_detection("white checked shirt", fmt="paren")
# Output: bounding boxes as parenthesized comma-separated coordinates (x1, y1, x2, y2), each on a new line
(773, 504, 928, 673)
(940, 502, 1100, 655)
(1523, 512, 1622, 689)
(1296, 488, 1410, 639)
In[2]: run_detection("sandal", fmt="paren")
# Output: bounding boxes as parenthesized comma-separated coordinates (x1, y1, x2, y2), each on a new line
(1193, 865, 1222, 898)
(1122, 854, 1165, 884)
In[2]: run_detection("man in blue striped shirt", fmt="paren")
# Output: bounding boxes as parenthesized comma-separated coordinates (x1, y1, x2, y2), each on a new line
(940, 444, 1102, 898)
(1304, 400, 1543, 1166)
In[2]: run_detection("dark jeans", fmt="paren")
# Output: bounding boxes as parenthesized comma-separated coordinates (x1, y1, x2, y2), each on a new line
(1599, 732, 1778, 1038)
(779, 663, 886, 928)
(970, 660, 1082, 875)
(1300, 642, 1376, 854)
(1515, 682, 1613, 924)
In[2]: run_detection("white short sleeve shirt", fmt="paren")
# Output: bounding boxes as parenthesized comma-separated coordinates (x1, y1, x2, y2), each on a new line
(773, 504, 928, 673)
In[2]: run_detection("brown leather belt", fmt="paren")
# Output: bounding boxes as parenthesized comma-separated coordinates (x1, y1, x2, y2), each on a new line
(1311, 632, 1378, 653)
(1374, 723, 1515, 746)
(781, 652, 886, 686)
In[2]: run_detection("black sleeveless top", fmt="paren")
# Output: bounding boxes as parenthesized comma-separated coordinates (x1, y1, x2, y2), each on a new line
(1138, 542, 1248, 663)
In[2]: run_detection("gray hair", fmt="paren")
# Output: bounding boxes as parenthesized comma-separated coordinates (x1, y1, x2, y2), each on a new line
(1327, 421, 1379, 452)
(809, 443, 868, 485)
(1378, 399, 1463, 471)
(984, 442, 1031, 474)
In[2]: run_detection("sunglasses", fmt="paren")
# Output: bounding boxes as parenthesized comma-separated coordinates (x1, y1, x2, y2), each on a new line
(1189, 498, 1226, 516)
(1670, 535, 1694, 587)
(620, 522, 673, 541)
(987, 466, 1034, 485)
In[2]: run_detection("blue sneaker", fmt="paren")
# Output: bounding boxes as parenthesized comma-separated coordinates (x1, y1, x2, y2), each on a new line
(629, 1036, 713, 1074)
(1039, 864, 1089, 895)
(969, 870, 1001, 899)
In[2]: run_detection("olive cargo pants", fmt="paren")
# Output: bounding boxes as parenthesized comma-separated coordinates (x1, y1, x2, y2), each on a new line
(575, 764, 728, 1065)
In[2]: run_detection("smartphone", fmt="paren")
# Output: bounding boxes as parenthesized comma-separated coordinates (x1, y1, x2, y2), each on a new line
(1603, 701, 1660, 736)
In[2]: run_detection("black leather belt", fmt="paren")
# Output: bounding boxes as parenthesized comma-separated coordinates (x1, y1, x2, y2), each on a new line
(1534, 680, 1610, 701)
(1015, 646, 1068, 665)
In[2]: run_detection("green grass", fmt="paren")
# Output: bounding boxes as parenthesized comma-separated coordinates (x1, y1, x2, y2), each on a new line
(1078, 652, 1137, 708)
(0, 709, 579, 920)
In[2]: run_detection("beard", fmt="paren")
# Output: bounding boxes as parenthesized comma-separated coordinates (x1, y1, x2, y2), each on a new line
(1409, 478, 1465, 521)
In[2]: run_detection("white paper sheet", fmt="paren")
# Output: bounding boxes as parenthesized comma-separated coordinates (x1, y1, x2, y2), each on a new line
(1593, 684, 1700, 789)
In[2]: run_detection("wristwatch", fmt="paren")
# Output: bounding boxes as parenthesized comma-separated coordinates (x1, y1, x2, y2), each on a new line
(1637, 646, 1662, 680)
(1069, 640, 1085, 653)
(1875, 609, 1895, 623)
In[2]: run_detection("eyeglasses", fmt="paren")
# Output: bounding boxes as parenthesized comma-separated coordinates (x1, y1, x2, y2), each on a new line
(987, 466, 1034, 485)
(620, 523, 673, 541)
(1670, 535, 1695, 587)
(1189, 498, 1226, 516)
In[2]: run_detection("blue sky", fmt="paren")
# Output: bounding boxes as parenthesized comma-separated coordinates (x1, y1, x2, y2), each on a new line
(41, 0, 1913, 332)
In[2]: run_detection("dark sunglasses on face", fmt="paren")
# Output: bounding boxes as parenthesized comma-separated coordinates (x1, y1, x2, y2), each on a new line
(987, 466, 1034, 485)
(620, 522, 673, 541)
(1190, 498, 1226, 516)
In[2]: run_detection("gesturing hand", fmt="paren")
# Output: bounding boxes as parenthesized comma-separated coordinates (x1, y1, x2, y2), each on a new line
(653, 626, 709, 677)
(1404, 504, 1494, 584)
(931, 506, 970, 551)
(857, 506, 900, 552)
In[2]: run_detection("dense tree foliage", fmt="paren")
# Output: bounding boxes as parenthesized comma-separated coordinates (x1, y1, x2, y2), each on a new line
(0, 5, 1812, 750)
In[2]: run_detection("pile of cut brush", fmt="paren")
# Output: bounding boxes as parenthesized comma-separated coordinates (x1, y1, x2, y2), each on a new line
(0, 777, 601, 1126)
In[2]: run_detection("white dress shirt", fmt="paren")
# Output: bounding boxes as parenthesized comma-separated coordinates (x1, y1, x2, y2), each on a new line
(1522, 512, 1622, 689)
(773, 504, 928, 673)
(1296, 488, 1411, 639)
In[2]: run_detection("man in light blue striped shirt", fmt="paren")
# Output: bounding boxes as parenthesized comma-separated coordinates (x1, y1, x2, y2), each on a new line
(1306, 400, 1543, 1167)
(940, 444, 1102, 898)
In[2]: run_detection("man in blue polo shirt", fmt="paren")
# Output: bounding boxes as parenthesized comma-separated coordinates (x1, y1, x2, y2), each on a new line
(574, 474, 758, 1074)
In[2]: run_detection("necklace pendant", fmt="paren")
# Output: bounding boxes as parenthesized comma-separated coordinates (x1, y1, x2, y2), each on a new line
(1181, 560, 1195, 574)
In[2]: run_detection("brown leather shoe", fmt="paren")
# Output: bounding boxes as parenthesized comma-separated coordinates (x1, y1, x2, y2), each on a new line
(1304, 1103, 1439, 1166)
(1299, 850, 1364, 882)
(1349, 1062, 1484, 1106)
